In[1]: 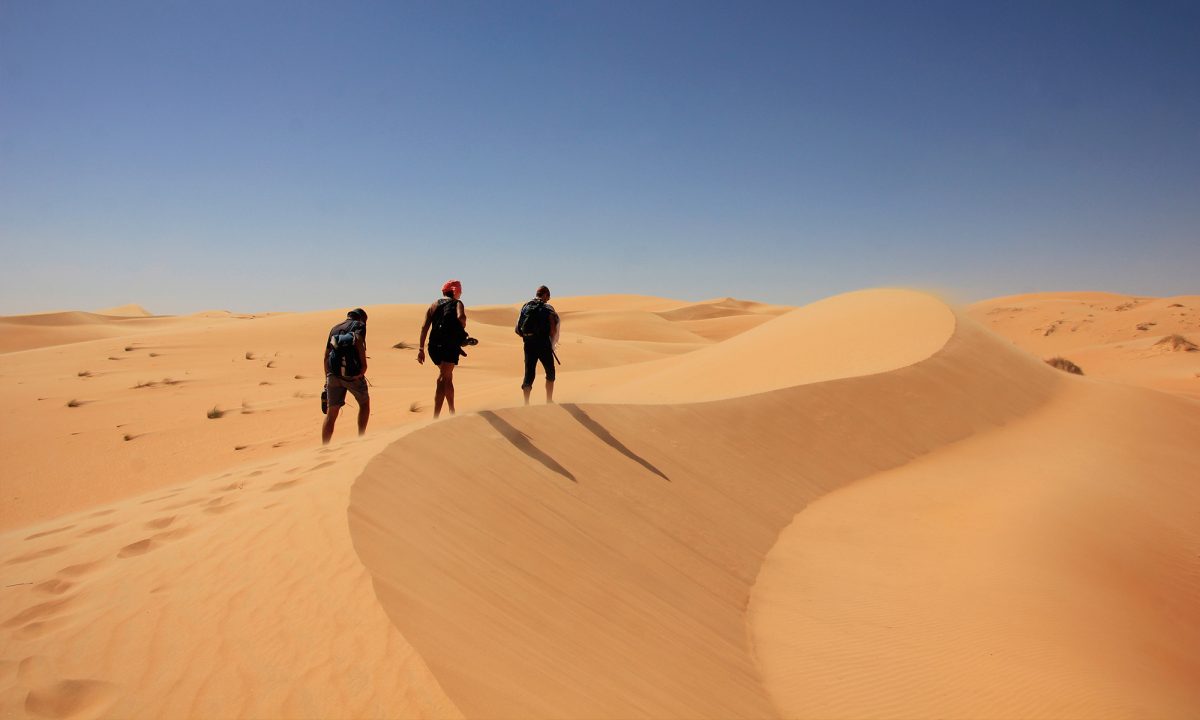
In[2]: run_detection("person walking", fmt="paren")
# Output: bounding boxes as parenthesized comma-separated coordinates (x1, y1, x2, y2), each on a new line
(322, 308, 369, 444)
(515, 285, 560, 405)
(418, 280, 468, 418)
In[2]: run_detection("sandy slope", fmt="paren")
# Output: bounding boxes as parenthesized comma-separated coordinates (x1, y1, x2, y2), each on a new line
(2, 288, 1198, 719)
(969, 292, 1200, 399)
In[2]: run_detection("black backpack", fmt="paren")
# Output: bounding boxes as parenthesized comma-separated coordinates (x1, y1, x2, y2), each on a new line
(429, 298, 466, 347)
(517, 300, 551, 339)
(327, 321, 364, 377)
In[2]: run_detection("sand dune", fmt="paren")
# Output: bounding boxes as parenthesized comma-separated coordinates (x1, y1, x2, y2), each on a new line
(2, 288, 1197, 719)
(95, 304, 153, 318)
(970, 292, 1200, 399)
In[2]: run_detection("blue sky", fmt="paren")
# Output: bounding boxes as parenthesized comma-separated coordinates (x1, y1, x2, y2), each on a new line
(1, 1, 1197, 314)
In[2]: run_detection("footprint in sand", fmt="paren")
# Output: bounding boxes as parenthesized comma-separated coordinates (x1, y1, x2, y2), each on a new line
(23, 526, 76, 542)
(24, 678, 119, 720)
(203, 497, 236, 515)
(3, 596, 78, 639)
(143, 516, 175, 530)
(116, 527, 192, 559)
(55, 561, 105, 579)
(267, 479, 301, 492)
(308, 461, 336, 471)
(4, 546, 68, 566)
(33, 579, 74, 596)
(78, 523, 116, 537)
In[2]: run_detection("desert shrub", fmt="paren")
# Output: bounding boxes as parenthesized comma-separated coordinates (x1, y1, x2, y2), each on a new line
(1154, 334, 1198, 352)
(1045, 357, 1084, 375)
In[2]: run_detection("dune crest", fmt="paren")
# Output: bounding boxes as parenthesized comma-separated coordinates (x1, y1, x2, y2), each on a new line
(348, 292, 1065, 718)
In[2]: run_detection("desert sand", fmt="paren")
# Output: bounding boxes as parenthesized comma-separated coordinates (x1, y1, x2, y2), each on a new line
(1, 288, 1197, 719)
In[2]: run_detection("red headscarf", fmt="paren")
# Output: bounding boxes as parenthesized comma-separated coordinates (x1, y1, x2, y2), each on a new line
(442, 280, 462, 299)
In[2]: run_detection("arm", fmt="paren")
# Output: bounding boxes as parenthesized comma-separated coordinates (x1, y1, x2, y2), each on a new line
(323, 334, 330, 375)
(417, 304, 434, 364)
(457, 301, 467, 329)
(550, 312, 560, 346)
(357, 337, 368, 377)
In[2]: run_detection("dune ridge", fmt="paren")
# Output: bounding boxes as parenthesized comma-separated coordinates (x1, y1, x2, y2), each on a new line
(3, 288, 1197, 719)
(347, 296, 1065, 718)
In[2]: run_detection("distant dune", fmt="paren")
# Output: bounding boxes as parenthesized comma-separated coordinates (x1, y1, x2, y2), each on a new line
(96, 304, 153, 317)
(1, 289, 1196, 719)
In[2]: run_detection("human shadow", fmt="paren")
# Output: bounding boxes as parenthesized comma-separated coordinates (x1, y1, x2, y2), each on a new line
(562, 404, 670, 481)
(479, 411, 577, 483)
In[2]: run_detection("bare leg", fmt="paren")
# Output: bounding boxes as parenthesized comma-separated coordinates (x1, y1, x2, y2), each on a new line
(545, 380, 554, 404)
(441, 363, 457, 415)
(434, 376, 446, 419)
(322, 405, 341, 445)
(357, 401, 370, 436)
(522, 385, 532, 405)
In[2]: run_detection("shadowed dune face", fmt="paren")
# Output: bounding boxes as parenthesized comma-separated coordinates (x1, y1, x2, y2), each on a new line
(348, 304, 1063, 718)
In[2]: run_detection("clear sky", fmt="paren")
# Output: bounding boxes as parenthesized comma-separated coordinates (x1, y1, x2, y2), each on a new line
(1, 1, 1197, 314)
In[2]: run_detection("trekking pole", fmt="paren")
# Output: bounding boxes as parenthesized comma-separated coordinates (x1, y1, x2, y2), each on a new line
(552, 348, 561, 365)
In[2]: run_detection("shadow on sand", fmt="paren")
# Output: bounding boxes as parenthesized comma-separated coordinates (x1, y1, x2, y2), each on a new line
(562, 404, 669, 481)
(479, 411, 577, 483)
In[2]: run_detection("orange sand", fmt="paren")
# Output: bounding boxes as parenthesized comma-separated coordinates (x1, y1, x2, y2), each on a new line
(1, 288, 1197, 718)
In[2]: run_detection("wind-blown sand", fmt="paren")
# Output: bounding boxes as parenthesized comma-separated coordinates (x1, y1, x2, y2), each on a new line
(1, 289, 1197, 718)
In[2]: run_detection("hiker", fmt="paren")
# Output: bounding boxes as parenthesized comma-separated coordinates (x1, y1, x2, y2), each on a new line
(418, 280, 468, 418)
(515, 285, 560, 405)
(322, 308, 369, 444)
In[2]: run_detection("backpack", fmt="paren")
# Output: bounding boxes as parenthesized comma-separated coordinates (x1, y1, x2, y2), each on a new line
(517, 300, 551, 339)
(429, 298, 466, 347)
(327, 321, 364, 377)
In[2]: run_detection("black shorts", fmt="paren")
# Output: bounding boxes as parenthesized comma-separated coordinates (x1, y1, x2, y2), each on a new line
(429, 344, 460, 366)
(522, 341, 555, 387)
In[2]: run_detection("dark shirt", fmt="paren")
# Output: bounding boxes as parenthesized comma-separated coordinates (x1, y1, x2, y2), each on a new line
(325, 319, 367, 371)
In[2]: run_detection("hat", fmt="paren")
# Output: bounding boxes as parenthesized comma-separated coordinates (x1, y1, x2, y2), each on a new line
(442, 280, 462, 297)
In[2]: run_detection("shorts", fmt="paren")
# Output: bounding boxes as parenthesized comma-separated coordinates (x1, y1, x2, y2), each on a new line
(326, 374, 369, 408)
(428, 344, 460, 366)
(522, 341, 556, 387)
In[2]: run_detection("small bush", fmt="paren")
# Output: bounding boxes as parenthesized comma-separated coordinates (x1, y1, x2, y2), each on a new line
(245, 351, 255, 360)
(207, 406, 225, 419)
(409, 401, 423, 413)
(1045, 357, 1084, 375)
(123, 434, 134, 442)
(1155, 334, 1198, 352)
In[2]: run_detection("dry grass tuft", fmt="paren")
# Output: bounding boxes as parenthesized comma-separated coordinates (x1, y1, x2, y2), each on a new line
(245, 351, 255, 360)
(234, 445, 247, 451)
(124, 345, 135, 352)
(149, 352, 160, 357)
(266, 360, 276, 368)
(162, 377, 182, 385)
(133, 380, 158, 389)
(409, 400, 423, 413)
(1045, 357, 1084, 375)
(123, 434, 135, 442)
(393, 341, 416, 350)
(207, 406, 225, 419)
(1154, 334, 1198, 352)
(67, 398, 83, 408)
(294, 374, 306, 380)
(77, 370, 92, 377)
